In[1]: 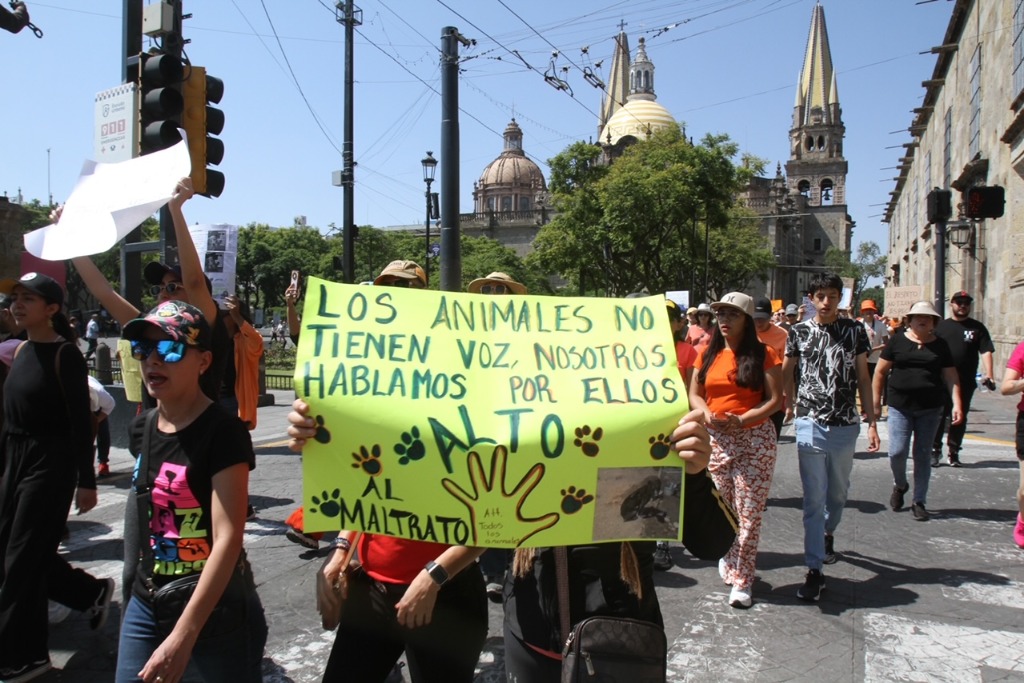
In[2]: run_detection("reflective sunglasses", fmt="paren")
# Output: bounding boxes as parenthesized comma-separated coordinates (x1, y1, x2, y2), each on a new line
(149, 282, 185, 297)
(381, 278, 425, 289)
(130, 339, 188, 363)
(480, 284, 510, 295)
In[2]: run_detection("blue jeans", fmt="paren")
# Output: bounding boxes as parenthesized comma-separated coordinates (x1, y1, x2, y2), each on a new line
(795, 418, 860, 570)
(888, 405, 943, 505)
(115, 592, 267, 682)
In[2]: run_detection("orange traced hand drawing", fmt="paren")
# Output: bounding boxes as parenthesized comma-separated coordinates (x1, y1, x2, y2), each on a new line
(441, 445, 560, 547)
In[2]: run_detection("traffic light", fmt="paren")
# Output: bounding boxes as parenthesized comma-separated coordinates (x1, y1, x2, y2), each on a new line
(964, 186, 1005, 219)
(181, 66, 225, 197)
(926, 189, 952, 224)
(138, 51, 184, 155)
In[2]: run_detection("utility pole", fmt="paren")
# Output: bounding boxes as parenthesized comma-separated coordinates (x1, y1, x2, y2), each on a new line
(439, 27, 471, 292)
(121, 0, 144, 308)
(337, 1, 361, 284)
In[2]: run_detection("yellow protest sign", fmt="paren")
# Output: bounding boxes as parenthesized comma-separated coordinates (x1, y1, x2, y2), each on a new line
(294, 278, 690, 548)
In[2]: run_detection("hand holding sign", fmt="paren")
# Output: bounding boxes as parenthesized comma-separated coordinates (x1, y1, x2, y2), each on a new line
(442, 445, 560, 547)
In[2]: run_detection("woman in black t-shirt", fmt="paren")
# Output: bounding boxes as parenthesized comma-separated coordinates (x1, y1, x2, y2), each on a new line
(115, 301, 266, 683)
(872, 301, 962, 521)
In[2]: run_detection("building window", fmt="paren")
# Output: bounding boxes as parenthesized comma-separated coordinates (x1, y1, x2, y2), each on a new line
(1014, 0, 1024, 98)
(502, 196, 513, 212)
(813, 238, 822, 252)
(519, 197, 531, 212)
(798, 179, 811, 197)
(924, 150, 932, 193)
(817, 135, 825, 151)
(969, 44, 982, 158)
(805, 136, 814, 151)
(943, 107, 952, 187)
(820, 179, 834, 205)
(487, 197, 496, 212)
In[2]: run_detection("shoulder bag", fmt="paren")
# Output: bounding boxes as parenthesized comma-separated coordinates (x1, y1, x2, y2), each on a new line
(555, 545, 667, 683)
(135, 410, 252, 639)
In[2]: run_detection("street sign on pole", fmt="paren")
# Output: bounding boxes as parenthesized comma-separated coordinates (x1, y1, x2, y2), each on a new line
(95, 83, 139, 163)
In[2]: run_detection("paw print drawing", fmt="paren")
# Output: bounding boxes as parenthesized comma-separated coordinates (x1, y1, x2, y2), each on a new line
(394, 426, 427, 465)
(310, 489, 343, 519)
(351, 445, 383, 476)
(648, 434, 672, 461)
(313, 415, 331, 444)
(573, 425, 603, 457)
(560, 486, 594, 514)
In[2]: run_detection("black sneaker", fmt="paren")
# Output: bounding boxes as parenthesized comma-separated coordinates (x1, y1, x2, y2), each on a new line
(912, 502, 930, 521)
(931, 451, 941, 468)
(889, 484, 909, 511)
(0, 658, 52, 683)
(652, 542, 674, 571)
(948, 452, 962, 468)
(88, 578, 115, 630)
(797, 569, 825, 602)
(823, 534, 837, 565)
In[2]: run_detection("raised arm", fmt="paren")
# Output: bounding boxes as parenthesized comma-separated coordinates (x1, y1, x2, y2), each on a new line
(168, 177, 217, 323)
(71, 256, 141, 326)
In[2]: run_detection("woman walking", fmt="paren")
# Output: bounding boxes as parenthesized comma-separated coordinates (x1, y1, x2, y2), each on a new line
(116, 301, 266, 682)
(688, 292, 782, 608)
(0, 273, 100, 682)
(872, 301, 961, 522)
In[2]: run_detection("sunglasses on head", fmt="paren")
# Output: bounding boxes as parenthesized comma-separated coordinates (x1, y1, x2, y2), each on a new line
(150, 282, 185, 297)
(130, 339, 188, 363)
(480, 283, 510, 295)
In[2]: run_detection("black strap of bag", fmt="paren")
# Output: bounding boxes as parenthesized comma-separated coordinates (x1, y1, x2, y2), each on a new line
(135, 410, 158, 586)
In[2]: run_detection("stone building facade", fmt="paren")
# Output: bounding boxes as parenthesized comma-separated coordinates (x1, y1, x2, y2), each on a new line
(885, 0, 1024, 361)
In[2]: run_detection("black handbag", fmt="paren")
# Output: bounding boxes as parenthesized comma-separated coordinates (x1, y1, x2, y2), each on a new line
(136, 410, 251, 639)
(554, 546, 667, 683)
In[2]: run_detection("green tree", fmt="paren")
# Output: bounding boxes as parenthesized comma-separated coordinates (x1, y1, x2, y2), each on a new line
(824, 241, 887, 303)
(529, 128, 772, 299)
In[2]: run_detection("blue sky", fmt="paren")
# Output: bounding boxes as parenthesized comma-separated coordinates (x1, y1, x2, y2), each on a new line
(3, 1, 955, 256)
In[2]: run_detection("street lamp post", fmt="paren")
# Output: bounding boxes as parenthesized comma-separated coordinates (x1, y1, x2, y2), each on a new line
(421, 151, 437, 284)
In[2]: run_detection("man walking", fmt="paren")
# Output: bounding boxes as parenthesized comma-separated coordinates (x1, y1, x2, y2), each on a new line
(932, 291, 995, 467)
(783, 273, 880, 602)
(83, 313, 100, 362)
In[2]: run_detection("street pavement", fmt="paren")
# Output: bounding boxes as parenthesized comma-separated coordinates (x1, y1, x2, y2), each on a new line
(40, 387, 1024, 682)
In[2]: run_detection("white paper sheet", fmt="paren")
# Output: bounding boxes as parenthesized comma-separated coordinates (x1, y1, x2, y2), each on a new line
(23, 134, 192, 261)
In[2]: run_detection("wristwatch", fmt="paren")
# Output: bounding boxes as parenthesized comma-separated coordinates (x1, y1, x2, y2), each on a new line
(424, 560, 449, 586)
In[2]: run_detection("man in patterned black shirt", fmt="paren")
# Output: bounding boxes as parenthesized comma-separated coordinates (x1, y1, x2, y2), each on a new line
(782, 273, 880, 602)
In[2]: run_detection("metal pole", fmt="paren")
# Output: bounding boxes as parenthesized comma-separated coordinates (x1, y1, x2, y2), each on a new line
(424, 177, 432, 283)
(935, 220, 946, 313)
(439, 27, 466, 292)
(342, 0, 356, 284)
(121, 0, 144, 308)
(703, 218, 710, 300)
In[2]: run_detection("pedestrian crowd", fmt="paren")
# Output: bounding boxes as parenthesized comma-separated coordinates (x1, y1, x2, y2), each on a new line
(0, 179, 1018, 682)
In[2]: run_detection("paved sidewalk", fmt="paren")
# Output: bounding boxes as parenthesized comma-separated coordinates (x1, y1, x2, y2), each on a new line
(41, 389, 1024, 682)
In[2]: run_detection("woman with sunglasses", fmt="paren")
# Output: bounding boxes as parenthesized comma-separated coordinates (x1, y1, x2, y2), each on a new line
(688, 292, 782, 609)
(0, 273, 101, 682)
(116, 301, 266, 683)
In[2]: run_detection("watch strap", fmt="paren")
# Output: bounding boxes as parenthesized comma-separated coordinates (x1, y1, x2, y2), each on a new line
(425, 560, 449, 586)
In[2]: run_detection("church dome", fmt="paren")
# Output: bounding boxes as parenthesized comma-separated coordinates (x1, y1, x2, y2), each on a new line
(601, 99, 677, 146)
(474, 119, 547, 214)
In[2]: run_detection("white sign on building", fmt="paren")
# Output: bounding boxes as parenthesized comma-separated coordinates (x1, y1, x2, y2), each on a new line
(94, 83, 139, 163)
(189, 223, 238, 305)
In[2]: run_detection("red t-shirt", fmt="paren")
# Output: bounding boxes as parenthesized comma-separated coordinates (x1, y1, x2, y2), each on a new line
(1007, 341, 1024, 411)
(694, 346, 781, 427)
(358, 534, 451, 584)
(675, 340, 697, 380)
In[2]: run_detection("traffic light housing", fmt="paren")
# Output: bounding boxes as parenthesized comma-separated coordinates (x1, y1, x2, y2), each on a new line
(926, 189, 952, 224)
(964, 185, 1005, 219)
(138, 51, 184, 155)
(181, 66, 225, 197)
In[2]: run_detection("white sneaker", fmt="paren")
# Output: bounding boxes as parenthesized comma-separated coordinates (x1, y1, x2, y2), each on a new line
(728, 586, 752, 609)
(718, 558, 730, 585)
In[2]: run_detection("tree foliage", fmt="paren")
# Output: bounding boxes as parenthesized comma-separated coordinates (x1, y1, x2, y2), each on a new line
(528, 128, 773, 299)
(823, 241, 887, 303)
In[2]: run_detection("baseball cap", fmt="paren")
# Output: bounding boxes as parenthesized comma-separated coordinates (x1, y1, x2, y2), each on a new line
(144, 261, 213, 294)
(753, 297, 773, 320)
(785, 304, 799, 316)
(860, 299, 878, 313)
(122, 301, 212, 350)
(711, 292, 755, 317)
(0, 272, 65, 306)
(373, 260, 427, 287)
(950, 290, 973, 302)
(665, 299, 683, 320)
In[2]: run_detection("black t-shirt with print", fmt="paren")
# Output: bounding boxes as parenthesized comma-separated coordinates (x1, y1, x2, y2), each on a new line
(785, 317, 870, 426)
(934, 317, 995, 382)
(881, 330, 955, 411)
(128, 403, 254, 594)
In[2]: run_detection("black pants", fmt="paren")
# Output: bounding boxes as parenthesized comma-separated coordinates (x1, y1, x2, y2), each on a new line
(95, 419, 110, 464)
(322, 564, 487, 683)
(0, 433, 77, 668)
(84, 338, 98, 361)
(933, 383, 977, 455)
(769, 410, 784, 439)
(503, 627, 561, 683)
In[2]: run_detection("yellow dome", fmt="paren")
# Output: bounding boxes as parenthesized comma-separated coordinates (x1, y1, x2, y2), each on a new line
(601, 99, 676, 146)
